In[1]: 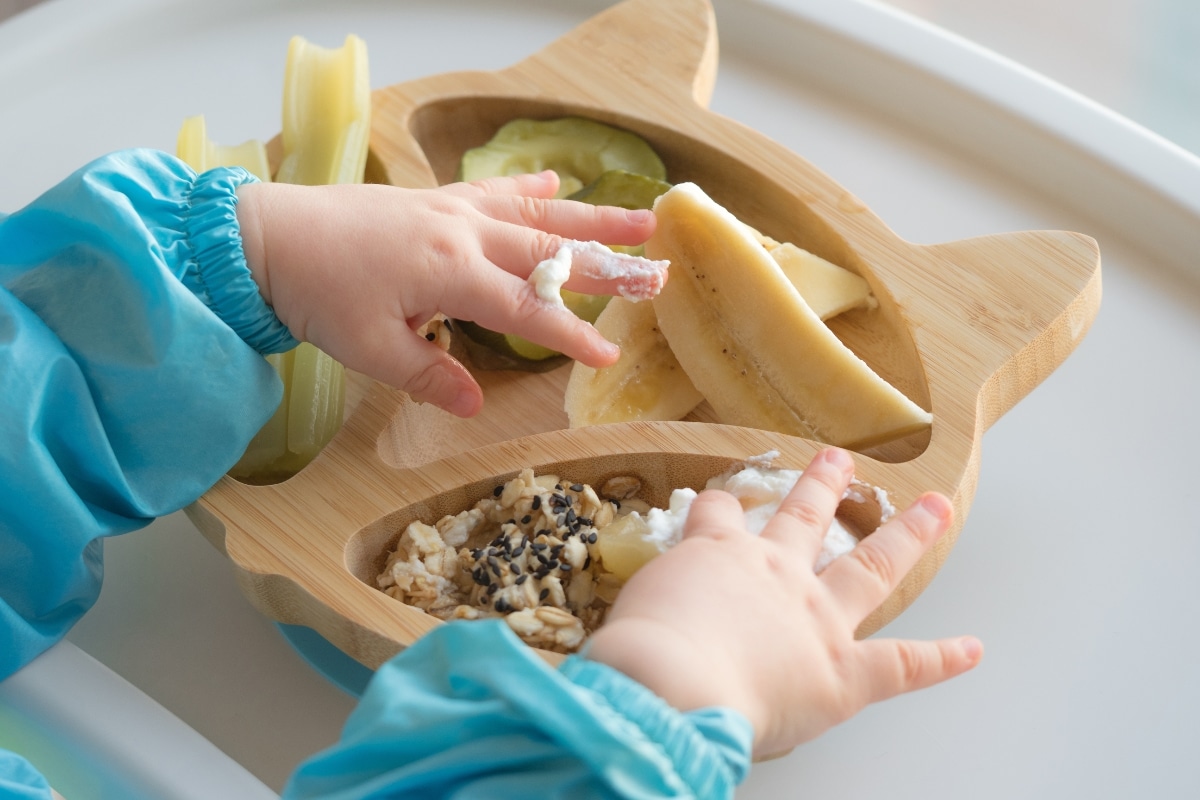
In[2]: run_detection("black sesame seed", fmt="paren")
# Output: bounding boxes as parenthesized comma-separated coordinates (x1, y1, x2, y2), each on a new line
(546, 559, 559, 570)
(565, 509, 577, 524)
(487, 583, 499, 595)
(495, 598, 510, 612)
(425, 331, 436, 341)
(520, 514, 532, 524)
(550, 544, 564, 557)
(587, 532, 598, 544)
(583, 555, 591, 569)
(493, 485, 504, 497)
(472, 569, 489, 587)
(539, 588, 551, 600)
(511, 563, 521, 575)
(516, 574, 528, 585)
(559, 562, 572, 571)
(577, 517, 593, 527)
(555, 484, 563, 491)
(532, 542, 549, 552)
(512, 545, 526, 558)
(531, 495, 542, 510)
(570, 483, 583, 493)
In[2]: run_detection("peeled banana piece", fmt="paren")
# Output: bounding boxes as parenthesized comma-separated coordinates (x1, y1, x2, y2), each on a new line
(564, 297, 704, 426)
(565, 205, 878, 431)
(645, 183, 932, 450)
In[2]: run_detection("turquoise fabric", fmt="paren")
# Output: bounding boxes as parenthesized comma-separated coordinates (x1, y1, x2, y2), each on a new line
(0, 149, 754, 799)
(0, 753, 51, 800)
(283, 620, 752, 800)
(0, 148, 290, 682)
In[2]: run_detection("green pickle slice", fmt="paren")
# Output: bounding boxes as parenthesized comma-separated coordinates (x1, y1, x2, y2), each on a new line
(454, 122, 671, 370)
(458, 117, 666, 198)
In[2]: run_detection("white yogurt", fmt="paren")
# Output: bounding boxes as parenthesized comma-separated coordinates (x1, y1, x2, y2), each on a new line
(529, 245, 573, 308)
(633, 455, 888, 573)
(528, 240, 670, 306)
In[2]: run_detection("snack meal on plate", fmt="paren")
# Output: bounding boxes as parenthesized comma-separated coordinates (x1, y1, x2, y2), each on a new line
(451, 116, 930, 450)
(375, 455, 887, 653)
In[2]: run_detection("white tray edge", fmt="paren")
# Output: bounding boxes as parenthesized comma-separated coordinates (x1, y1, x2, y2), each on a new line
(718, 0, 1200, 277)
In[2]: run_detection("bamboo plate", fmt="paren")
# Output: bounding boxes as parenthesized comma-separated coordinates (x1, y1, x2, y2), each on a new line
(185, 0, 1101, 670)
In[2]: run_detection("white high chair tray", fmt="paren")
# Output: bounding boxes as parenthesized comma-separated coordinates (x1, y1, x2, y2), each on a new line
(1, 0, 1198, 797)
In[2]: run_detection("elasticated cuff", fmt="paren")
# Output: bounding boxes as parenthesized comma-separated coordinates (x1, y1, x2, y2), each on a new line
(180, 167, 300, 354)
(561, 652, 754, 798)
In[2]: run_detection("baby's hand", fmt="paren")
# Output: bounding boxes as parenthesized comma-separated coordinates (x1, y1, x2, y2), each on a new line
(586, 447, 982, 759)
(236, 171, 660, 417)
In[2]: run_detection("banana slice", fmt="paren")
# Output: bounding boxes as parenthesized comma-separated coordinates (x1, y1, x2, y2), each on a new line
(565, 210, 877, 430)
(645, 182, 932, 450)
(564, 297, 704, 426)
(767, 242, 875, 320)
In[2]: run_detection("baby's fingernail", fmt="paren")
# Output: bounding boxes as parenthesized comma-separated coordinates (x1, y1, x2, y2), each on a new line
(442, 390, 480, 418)
(917, 493, 952, 523)
(960, 636, 983, 665)
(625, 209, 654, 224)
(821, 447, 853, 471)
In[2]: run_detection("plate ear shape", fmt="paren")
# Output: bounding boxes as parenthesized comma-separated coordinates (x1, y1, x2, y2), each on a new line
(904, 229, 1102, 436)
(510, 0, 720, 108)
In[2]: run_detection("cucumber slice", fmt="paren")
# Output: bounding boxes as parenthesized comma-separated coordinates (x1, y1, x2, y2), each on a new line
(455, 289, 610, 370)
(568, 170, 672, 256)
(567, 169, 671, 210)
(458, 117, 666, 198)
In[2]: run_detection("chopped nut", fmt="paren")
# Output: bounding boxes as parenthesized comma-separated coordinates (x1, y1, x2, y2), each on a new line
(376, 469, 652, 653)
(601, 476, 642, 501)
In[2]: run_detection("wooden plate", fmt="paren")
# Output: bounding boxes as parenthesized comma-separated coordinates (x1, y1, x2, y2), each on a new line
(185, 0, 1101, 669)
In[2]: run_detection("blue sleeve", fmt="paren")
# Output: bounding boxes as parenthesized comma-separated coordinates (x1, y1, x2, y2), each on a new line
(0, 148, 299, 682)
(282, 620, 753, 800)
(0, 752, 51, 800)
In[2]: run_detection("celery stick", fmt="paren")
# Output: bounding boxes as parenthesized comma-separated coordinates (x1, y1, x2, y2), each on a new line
(275, 34, 370, 186)
(229, 349, 295, 481)
(220, 34, 370, 483)
(286, 342, 345, 459)
(176, 114, 272, 181)
(267, 34, 368, 477)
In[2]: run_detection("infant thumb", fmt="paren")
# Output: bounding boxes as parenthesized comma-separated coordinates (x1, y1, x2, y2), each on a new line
(368, 330, 483, 418)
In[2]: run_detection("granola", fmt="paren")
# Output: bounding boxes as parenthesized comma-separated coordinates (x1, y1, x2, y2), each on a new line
(376, 468, 637, 653)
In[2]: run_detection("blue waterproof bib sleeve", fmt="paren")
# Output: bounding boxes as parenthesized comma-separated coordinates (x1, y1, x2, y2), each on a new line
(283, 620, 752, 800)
(0, 148, 292, 680)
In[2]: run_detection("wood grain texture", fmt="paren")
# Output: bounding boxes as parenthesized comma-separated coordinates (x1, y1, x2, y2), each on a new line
(185, 0, 1101, 670)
